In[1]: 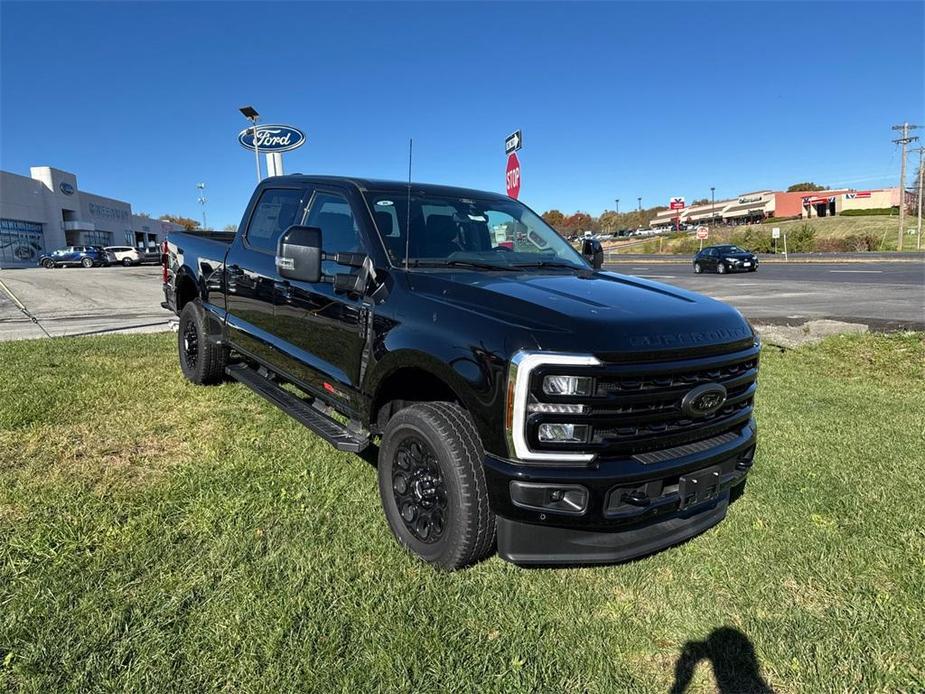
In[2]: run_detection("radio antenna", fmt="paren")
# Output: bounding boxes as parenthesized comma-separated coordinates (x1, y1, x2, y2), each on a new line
(404, 138, 413, 271)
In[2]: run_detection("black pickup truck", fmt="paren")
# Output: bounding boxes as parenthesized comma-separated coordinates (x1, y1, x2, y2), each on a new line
(163, 175, 759, 569)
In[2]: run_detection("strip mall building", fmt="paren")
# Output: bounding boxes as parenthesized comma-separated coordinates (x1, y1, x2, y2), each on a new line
(650, 187, 901, 228)
(0, 165, 183, 268)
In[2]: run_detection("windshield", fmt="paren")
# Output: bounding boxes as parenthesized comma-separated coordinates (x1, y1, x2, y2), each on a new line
(718, 245, 747, 254)
(365, 192, 589, 271)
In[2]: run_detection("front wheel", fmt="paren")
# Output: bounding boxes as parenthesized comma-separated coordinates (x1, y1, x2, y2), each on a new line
(80, 257, 94, 268)
(694, 262, 702, 274)
(41, 258, 55, 269)
(378, 402, 495, 570)
(122, 257, 133, 266)
(717, 263, 726, 274)
(178, 300, 227, 384)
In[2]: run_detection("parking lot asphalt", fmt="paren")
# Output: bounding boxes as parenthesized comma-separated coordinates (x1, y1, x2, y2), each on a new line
(1, 260, 922, 342)
(606, 261, 925, 330)
(0, 265, 172, 341)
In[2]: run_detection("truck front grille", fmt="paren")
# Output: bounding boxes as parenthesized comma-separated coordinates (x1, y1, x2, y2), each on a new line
(526, 343, 759, 457)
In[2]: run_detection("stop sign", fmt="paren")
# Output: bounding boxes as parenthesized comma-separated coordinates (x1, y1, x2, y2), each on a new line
(505, 153, 521, 199)
(697, 227, 709, 240)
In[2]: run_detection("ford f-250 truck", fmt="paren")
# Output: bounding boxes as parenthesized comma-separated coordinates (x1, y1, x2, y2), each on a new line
(162, 175, 759, 570)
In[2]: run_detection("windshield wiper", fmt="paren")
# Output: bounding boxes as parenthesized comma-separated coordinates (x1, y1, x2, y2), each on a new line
(510, 260, 582, 270)
(411, 259, 508, 271)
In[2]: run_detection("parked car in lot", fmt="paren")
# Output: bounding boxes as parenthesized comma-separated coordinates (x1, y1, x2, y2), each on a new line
(39, 245, 112, 268)
(693, 245, 758, 274)
(104, 245, 145, 266)
(163, 175, 760, 570)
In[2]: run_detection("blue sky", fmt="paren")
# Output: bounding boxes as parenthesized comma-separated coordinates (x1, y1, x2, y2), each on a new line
(1, 1, 922, 227)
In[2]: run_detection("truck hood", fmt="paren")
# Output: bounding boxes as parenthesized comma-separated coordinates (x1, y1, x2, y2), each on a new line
(407, 269, 753, 355)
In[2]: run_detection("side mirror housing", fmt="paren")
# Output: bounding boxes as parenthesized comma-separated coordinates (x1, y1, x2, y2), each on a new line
(277, 225, 322, 283)
(581, 239, 604, 269)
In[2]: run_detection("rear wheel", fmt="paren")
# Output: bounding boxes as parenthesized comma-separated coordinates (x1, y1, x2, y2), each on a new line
(694, 262, 702, 274)
(41, 258, 55, 269)
(122, 257, 133, 266)
(178, 299, 227, 384)
(80, 257, 93, 268)
(717, 263, 726, 274)
(378, 402, 495, 570)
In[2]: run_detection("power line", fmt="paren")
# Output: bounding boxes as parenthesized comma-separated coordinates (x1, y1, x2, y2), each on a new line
(891, 122, 921, 251)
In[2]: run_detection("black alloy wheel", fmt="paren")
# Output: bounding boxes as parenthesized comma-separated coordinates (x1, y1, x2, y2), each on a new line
(391, 436, 448, 543)
(41, 258, 55, 269)
(181, 319, 199, 371)
(177, 299, 227, 384)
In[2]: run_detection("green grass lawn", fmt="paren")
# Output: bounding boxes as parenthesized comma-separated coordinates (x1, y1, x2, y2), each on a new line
(1, 333, 924, 692)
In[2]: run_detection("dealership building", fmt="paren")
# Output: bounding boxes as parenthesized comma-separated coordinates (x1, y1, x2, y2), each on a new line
(0, 165, 183, 267)
(650, 187, 901, 228)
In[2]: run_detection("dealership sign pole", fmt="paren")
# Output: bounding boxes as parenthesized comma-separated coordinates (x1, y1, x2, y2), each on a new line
(505, 130, 522, 199)
(238, 110, 306, 183)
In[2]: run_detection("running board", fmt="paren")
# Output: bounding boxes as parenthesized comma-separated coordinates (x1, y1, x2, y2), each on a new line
(225, 364, 368, 453)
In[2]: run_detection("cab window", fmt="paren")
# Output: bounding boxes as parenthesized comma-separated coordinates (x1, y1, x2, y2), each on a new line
(245, 188, 305, 253)
(303, 191, 363, 275)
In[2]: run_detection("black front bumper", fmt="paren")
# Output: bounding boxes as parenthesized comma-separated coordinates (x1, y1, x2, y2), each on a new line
(483, 420, 756, 565)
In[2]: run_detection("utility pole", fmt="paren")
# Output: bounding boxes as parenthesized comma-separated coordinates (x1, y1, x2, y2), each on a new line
(892, 122, 921, 251)
(915, 146, 924, 251)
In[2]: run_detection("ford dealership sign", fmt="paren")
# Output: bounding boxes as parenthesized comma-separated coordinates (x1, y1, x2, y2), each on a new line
(238, 124, 305, 153)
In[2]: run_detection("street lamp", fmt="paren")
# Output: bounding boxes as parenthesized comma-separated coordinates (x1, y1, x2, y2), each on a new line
(239, 105, 261, 182)
(710, 186, 716, 224)
(637, 196, 642, 211)
(615, 198, 620, 214)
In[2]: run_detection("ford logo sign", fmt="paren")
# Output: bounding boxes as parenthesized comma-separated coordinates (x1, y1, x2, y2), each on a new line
(681, 383, 728, 417)
(238, 124, 306, 153)
(59, 182, 75, 196)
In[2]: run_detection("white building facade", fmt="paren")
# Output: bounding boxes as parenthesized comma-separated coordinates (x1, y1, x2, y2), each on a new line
(0, 165, 182, 267)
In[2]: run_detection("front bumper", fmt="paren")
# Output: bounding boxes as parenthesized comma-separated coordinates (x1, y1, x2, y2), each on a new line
(484, 419, 756, 565)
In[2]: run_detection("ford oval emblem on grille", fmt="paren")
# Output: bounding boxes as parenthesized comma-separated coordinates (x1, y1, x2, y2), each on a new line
(681, 383, 727, 417)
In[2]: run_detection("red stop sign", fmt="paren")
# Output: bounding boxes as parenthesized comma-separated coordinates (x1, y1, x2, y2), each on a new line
(505, 152, 521, 199)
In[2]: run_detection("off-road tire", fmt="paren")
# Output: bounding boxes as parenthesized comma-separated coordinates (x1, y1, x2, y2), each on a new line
(378, 401, 495, 570)
(178, 299, 227, 385)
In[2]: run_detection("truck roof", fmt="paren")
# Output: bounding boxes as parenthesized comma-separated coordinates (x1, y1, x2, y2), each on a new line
(264, 174, 511, 201)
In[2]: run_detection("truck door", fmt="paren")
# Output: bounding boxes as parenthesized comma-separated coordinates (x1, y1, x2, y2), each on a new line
(223, 185, 309, 367)
(272, 188, 369, 410)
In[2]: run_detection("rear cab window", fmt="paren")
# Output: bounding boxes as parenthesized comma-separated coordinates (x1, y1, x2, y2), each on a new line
(244, 188, 306, 254)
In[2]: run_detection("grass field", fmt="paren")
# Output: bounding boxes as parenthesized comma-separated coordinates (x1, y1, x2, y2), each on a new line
(2, 332, 924, 692)
(611, 214, 920, 254)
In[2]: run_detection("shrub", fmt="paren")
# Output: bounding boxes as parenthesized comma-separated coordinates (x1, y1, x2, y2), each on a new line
(673, 237, 701, 255)
(729, 227, 774, 253)
(787, 223, 816, 252)
(840, 208, 897, 217)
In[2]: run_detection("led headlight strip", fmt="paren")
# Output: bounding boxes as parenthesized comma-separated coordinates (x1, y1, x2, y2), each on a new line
(506, 351, 601, 463)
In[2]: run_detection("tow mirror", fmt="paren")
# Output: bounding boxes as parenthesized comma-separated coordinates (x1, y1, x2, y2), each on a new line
(581, 239, 604, 270)
(277, 225, 322, 283)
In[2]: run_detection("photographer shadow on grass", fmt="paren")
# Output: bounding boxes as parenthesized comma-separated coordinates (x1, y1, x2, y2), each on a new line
(670, 626, 773, 694)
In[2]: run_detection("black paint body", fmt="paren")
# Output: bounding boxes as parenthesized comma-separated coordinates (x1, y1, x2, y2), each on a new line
(163, 176, 759, 564)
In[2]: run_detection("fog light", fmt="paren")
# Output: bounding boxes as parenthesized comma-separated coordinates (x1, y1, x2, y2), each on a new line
(538, 423, 589, 443)
(542, 375, 592, 396)
(510, 481, 589, 515)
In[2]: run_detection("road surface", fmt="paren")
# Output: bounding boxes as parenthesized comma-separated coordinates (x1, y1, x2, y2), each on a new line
(606, 261, 924, 330)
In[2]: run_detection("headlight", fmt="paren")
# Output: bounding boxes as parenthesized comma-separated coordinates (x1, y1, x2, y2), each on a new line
(542, 374, 592, 396)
